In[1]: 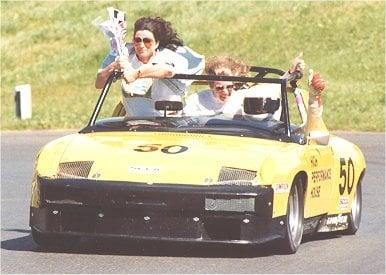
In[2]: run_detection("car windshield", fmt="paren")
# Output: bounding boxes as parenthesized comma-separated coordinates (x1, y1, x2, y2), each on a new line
(92, 114, 287, 140)
(84, 68, 296, 141)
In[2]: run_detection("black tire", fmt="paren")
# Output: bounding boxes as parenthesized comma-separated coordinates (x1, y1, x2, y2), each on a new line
(344, 181, 362, 235)
(31, 228, 80, 248)
(279, 177, 304, 254)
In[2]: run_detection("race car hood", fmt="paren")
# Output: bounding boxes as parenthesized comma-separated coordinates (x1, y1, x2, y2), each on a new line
(56, 131, 288, 185)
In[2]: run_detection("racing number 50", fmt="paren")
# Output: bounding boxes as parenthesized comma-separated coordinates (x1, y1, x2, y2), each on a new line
(134, 144, 188, 154)
(339, 157, 355, 195)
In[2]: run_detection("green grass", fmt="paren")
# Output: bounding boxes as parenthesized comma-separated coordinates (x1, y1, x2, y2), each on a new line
(1, 1, 384, 131)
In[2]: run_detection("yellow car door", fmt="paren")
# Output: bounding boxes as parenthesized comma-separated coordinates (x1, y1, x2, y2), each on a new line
(304, 144, 334, 218)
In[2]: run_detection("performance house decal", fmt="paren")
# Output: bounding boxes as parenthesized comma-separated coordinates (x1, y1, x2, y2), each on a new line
(311, 169, 331, 183)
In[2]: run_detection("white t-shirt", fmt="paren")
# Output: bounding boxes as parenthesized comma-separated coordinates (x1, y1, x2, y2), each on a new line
(184, 90, 225, 116)
(184, 84, 283, 120)
(99, 44, 204, 101)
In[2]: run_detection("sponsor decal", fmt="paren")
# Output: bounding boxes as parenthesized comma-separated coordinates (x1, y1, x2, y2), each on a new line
(273, 183, 290, 193)
(311, 169, 331, 183)
(311, 186, 321, 198)
(128, 166, 160, 174)
(310, 155, 318, 167)
(326, 214, 348, 226)
(338, 196, 350, 210)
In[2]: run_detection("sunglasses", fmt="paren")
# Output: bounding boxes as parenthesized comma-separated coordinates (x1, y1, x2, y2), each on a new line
(214, 85, 234, 92)
(133, 37, 154, 47)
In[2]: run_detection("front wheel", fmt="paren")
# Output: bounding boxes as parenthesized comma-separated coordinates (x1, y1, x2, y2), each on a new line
(344, 181, 362, 235)
(279, 178, 304, 254)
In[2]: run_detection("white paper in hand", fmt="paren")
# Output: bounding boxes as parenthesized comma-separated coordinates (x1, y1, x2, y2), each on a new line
(93, 7, 127, 57)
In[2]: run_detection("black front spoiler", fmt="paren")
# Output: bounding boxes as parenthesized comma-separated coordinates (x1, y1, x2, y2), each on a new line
(30, 176, 287, 244)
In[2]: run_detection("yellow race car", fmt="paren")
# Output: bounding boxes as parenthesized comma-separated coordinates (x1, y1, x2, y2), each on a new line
(29, 67, 366, 254)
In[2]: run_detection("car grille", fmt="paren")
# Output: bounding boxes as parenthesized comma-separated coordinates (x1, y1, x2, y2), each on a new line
(217, 167, 256, 185)
(57, 161, 94, 179)
(205, 197, 255, 212)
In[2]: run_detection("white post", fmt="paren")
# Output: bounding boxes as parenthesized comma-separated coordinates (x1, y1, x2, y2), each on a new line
(14, 84, 32, 119)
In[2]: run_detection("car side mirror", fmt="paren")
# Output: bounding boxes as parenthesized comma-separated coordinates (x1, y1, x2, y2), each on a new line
(155, 101, 183, 117)
(243, 97, 280, 115)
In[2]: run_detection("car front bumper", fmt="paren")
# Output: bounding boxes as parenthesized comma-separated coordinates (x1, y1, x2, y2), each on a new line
(30, 176, 287, 244)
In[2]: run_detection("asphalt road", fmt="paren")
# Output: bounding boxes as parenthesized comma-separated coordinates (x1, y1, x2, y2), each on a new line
(1, 130, 385, 274)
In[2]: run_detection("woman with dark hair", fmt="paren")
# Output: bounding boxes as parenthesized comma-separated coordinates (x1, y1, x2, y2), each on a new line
(95, 16, 204, 116)
(133, 17, 183, 51)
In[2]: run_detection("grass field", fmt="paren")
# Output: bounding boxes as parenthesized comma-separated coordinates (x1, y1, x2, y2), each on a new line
(1, 1, 384, 131)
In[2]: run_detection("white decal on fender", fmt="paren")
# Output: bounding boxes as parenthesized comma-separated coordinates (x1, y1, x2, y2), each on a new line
(273, 183, 290, 193)
(338, 196, 350, 210)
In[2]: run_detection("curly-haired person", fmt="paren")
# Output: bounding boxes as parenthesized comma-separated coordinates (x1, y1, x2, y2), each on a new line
(95, 16, 204, 116)
(184, 56, 250, 116)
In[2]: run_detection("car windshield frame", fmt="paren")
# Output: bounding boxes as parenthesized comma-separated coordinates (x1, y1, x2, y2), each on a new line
(81, 66, 293, 140)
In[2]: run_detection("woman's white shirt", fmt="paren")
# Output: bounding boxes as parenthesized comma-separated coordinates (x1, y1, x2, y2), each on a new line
(184, 90, 224, 116)
(99, 44, 204, 101)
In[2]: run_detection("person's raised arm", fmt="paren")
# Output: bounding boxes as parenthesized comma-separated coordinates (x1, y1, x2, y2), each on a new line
(95, 61, 118, 89)
(281, 52, 306, 81)
(304, 69, 329, 145)
(95, 56, 132, 89)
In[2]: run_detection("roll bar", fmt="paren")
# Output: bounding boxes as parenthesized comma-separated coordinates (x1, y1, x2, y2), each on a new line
(84, 67, 291, 138)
